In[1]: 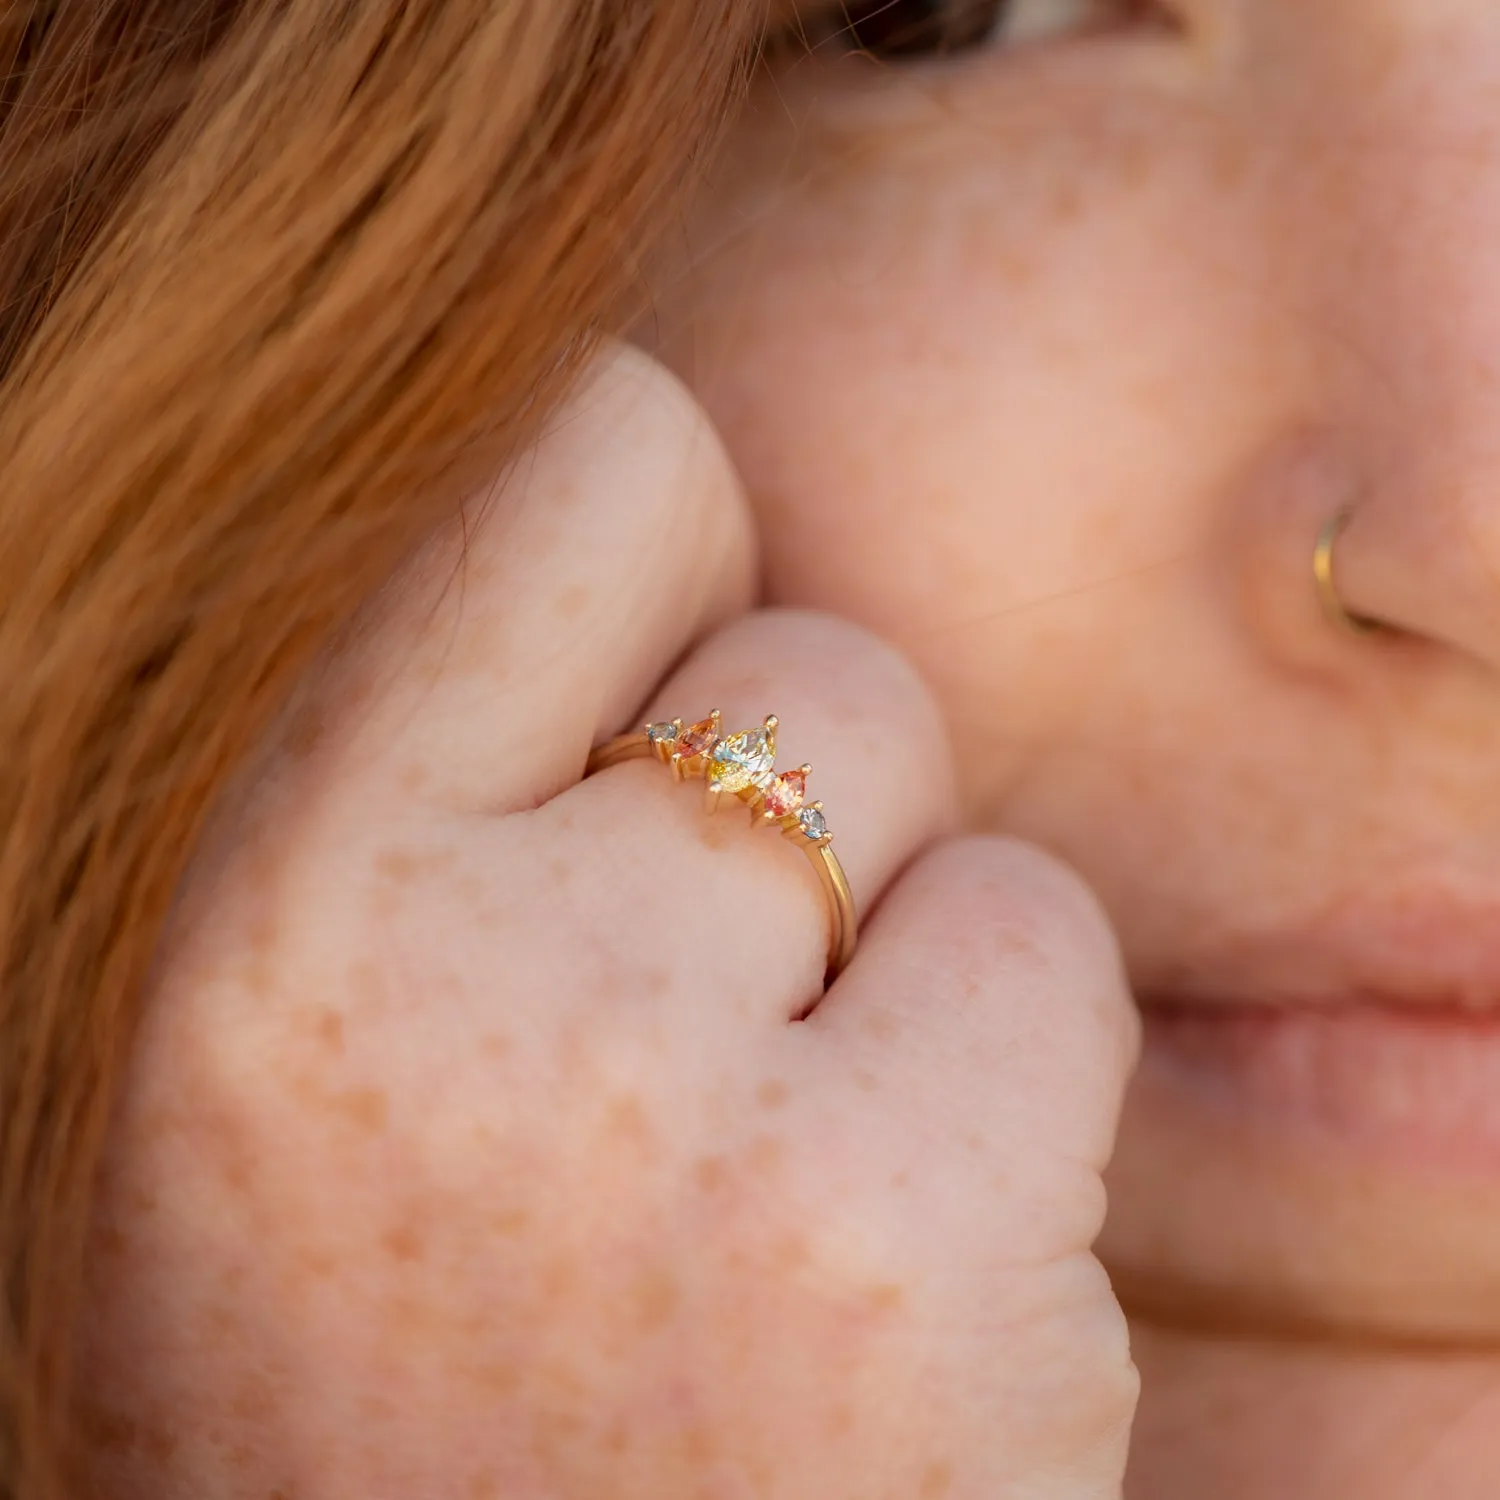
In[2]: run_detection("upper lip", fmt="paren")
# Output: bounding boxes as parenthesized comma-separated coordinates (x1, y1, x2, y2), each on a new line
(1136, 885, 1500, 1014)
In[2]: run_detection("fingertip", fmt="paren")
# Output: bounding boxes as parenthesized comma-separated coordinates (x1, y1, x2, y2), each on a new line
(336, 343, 760, 814)
(871, 835, 1123, 979)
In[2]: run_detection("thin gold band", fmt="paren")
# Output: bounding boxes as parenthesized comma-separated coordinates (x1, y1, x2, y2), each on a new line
(586, 711, 858, 981)
(1313, 510, 1380, 635)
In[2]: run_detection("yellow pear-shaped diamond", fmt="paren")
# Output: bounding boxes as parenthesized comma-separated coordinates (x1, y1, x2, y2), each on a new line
(708, 720, 776, 793)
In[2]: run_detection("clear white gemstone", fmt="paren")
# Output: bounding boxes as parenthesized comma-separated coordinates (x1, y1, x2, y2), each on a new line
(708, 728, 775, 792)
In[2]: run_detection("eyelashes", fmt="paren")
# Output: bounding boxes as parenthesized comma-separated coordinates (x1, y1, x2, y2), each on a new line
(839, 0, 1009, 58)
(778, 0, 1163, 62)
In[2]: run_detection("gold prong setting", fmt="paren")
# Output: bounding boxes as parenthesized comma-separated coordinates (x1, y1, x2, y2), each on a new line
(641, 711, 834, 847)
(586, 711, 856, 981)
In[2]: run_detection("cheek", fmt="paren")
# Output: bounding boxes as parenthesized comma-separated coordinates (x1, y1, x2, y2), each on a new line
(663, 75, 1299, 795)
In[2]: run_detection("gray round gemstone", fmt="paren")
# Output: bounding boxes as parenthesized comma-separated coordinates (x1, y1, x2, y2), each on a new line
(799, 807, 829, 841)
(647, 721, 678, 745)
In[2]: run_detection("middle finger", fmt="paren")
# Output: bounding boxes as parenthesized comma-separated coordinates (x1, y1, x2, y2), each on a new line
(537, 607, 957, 1024)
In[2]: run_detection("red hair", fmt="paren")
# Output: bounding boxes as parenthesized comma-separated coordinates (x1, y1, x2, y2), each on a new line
(0, 3, 762, 1492)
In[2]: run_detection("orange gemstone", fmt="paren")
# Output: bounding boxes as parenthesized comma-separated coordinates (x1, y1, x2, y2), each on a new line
(764, 768, 807, 817)
(677, 716, 718, 757)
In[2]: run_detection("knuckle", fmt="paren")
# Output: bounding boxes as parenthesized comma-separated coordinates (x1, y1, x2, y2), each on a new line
(701, 606, 947, 728)
(553, 341, 755, 558)
(1020, 1255, 1140, 1471)
(919, 835, 1118, 973)
(921, 835, 1139, 1065)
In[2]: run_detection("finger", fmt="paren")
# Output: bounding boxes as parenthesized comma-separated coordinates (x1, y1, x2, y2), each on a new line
(335, 343, 756, 811)
(540, 608, 957, 1022)
(802, 835, 1139, 1193)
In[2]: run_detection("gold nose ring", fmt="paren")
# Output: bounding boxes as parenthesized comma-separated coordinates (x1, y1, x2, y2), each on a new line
(1313, 510, 1381, 635)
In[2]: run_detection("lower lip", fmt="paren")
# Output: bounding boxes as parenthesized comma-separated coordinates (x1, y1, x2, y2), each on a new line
(1141, 1000, 1500, 1178)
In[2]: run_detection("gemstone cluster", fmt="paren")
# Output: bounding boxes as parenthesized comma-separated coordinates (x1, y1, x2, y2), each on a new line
(643, 711, 832, 845)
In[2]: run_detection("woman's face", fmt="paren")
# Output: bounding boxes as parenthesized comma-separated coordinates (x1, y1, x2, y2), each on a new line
(661, 2, 1500, 1492)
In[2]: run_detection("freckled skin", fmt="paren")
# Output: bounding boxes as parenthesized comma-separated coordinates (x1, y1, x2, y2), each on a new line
(654, 8, 1500, 1499)
(81, 353, 1137, 1499)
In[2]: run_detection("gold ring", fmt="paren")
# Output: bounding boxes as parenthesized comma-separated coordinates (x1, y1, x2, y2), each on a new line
(1313, 510, 1381, 634)
(586, 711, 857, 981)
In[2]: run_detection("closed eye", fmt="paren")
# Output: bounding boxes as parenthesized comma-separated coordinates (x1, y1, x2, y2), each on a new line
(777, 0, 1172, 62)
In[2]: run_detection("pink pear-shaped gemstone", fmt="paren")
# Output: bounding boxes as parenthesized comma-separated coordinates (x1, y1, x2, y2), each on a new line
(676, 716, 718, 757)
(764, 768, 807, 817)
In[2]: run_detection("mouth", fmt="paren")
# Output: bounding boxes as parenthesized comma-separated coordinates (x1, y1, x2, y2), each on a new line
(1130, 884, 1500, 1170)
(1138, 997, 1500, 1176)
(1097, 890, 1500, 1343)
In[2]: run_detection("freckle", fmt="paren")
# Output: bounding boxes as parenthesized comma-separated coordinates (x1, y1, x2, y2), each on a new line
(332, 1087, 388, 1133)
(920, 1460, 954, 1496)
(281, 706, 325, 761)
(141, 1426, 177, 1466)
(358, 1393, 395, 1422)
(1048, 177, 1082, 223)
(632, 1267, 681, 1329)
(773, 1232, 811, 1272)
(679, 1424, 716, 1464)
(868, 1282, 906, 1312)
(475, 1362, 519, 1394)
(314, 1010, 345, 1053)
(827, 1403, 853, 1435)
(368, 881, 401, 921)
(853, 1068, 879, 1093)
(96, 1224, 126, 1257)
(469, 1468, 498, 1499)
(865, 1009, 899, 1043)
(605, 1094, 657, 1155)
(346, 958, 389, 1011)
(382, 1224, 424, 1262)
(541, 1257, 577, 1303)
(992, 924, 1041, 962)
(399, 761, 430, 794)
(964, 1133, 983, 1155)
(694, 1155, 726, 1192)
(239, 953, 274, 998)
(891, 1171, 909, 1189)
(84, 1409, 138, 1451)
(230, 1380, 274, 1421)
(491, 1207, 530, 1235)
(756, 1078, 790, 1110)
(296, 1247, 339, 1279)
(554, 583, 592, 621)
(376, 848, 421, 884)
(605, 1421, 630, 1453)
(245, 899, 277, 946)
(698, 820, 735, 853)
(746, 1134, 784, 1174)
(287, 1070, 319, 1108)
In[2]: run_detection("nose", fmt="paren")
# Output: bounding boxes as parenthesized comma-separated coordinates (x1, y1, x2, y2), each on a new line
(1256, 6, 1500, 673)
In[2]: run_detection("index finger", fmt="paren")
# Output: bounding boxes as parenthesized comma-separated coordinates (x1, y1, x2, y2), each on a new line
(333, 344, 757, 812)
